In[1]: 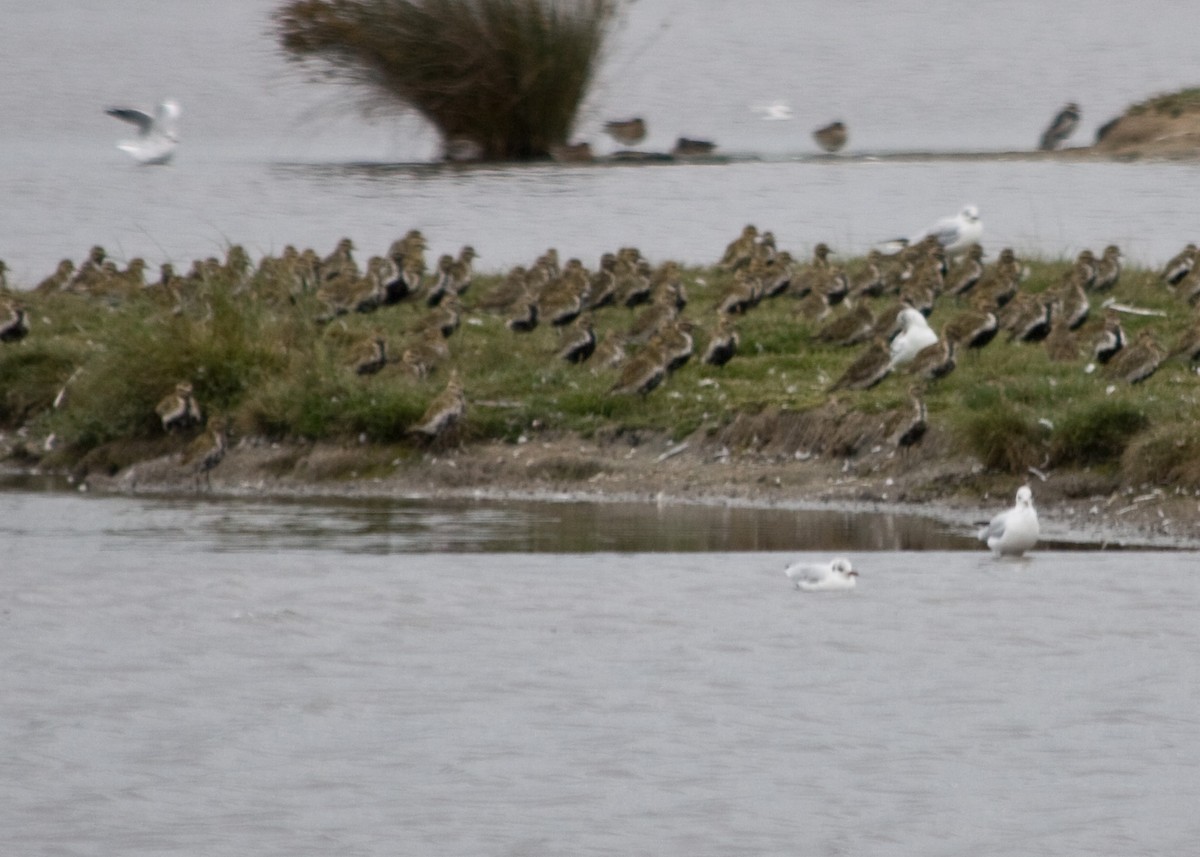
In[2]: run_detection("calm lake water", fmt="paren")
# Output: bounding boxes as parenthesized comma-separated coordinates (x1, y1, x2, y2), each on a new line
(3, 1, 1200, 284)
(6, 3, 1200, 853)
(3, 482, 1200, 856)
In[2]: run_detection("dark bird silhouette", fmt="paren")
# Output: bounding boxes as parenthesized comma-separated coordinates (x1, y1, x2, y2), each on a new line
(1039, 102, 1080, 151)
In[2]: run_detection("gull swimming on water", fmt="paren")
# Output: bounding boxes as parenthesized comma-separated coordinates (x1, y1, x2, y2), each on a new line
(105, 99, 180, 164)
(784, 557, 859, 591)
(978, 486, 1040, 557)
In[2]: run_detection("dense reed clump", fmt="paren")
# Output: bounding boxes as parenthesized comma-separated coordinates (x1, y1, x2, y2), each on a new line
(275, 0, 614, 161)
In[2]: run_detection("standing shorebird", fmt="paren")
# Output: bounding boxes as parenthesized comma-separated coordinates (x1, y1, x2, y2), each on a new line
(1091, 245, 1122, 291)
(816, 302, 876, 347)
(974, 248, 1024, 308)
(399, 326, 450, 379)
(1003, 294, 1055, 343)
(351, 330, 389, 376)
(1105, 329, 1166, 384)
(1043, 311, 1081, 363)
(156, 381, 203, 431)
(610, 339, 668, 396)
(557, 314, 597, 364)
(658, 318, 696, 372)
(184, 416, 227, 491)
(1161, 243, 1197, 287)
(0, 298, 29, 343)
(425, 254, 456, 307)
(411, 370, 466, 439)
(829, 337, 893, 392)
(603, 117, 646, 146)
(702, 315, 740, 367)
(906, 335, 956, 382)
(591, 330, 629, 372)
(35, 259, 75, 293)
(945, 244, 986, 296)
(718, 224, 759, 271)
(1039, 102, 1080, 151)
(812, 121, 848, 153)
(319, 237, 358, 284)
(943, 298, 1000, 353)
(505, 286, 540, 333)
(1053, 268, 1091, 330)
(891, 386, 929, 454)
(1091, 312, 1126, 365)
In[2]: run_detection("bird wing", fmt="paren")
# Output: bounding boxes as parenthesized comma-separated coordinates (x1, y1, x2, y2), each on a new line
(981, 509, 1008, 541)
(923, 219, 962, 247)
(785, 563, 826, 585)
(106, 107, 154, 134)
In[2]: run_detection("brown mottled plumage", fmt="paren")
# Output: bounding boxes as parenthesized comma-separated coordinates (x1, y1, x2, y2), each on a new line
(411, 370, 466, 438)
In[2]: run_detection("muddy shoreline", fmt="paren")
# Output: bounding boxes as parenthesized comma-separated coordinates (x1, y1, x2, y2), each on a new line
(14, 428, 1196, 551)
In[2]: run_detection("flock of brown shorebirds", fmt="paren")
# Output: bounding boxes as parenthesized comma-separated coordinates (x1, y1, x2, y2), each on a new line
(554, 100, 1083, 163)
(4, 222, 1200, 489)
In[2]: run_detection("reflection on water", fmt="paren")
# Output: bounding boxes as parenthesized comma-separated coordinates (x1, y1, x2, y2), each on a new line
(2, 472, 1107, 554)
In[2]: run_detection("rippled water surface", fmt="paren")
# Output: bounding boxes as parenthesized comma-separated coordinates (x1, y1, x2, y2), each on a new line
(3, 1, 1200, 282)
(3, 485, 1200, 855)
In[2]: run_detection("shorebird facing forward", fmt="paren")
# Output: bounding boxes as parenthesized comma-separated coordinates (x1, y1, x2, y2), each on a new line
(979, 486, 1039, 557)
(105, 99, 180, 164)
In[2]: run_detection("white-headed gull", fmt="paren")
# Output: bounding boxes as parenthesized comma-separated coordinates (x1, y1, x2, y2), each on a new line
(979, 486, 1040, 556)
(784, 557, 859, 591)
(889, 307, 938, 368)
(910, 205, 983, 256)
(106, 99, 180, 165)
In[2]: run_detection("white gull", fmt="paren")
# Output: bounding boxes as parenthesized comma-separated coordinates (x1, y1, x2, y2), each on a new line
(889, 307, 938, 368)
(979, 485, 1040, 557)
(784, 557, 859, 591)
(910, 205, 983, 256)
(106, 99, 180, 165)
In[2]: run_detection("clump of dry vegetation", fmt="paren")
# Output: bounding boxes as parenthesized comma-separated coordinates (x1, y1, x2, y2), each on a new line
(274, 0, 614, 161)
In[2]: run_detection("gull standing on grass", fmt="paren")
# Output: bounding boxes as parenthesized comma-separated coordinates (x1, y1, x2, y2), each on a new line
(105, 99, 180, 164)
(905, 205, 984, 256)
(979, 486, 1040, 557)
(888, 307, 939, 368)
(784, 557, 859, 591)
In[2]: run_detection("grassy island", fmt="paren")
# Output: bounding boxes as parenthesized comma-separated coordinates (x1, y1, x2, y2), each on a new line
(2, 235, 1200, 523)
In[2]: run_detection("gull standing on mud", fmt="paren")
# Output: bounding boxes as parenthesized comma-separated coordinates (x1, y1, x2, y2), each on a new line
(785, 557, 859, 591)
(979, 486, 1040, 557)
(105, 99, 180, 164)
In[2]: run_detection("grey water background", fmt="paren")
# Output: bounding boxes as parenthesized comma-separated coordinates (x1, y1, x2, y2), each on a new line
(5, 2, 1200, 853)
(3, 481, 1200, 855)
(3, 0, 1200, 284)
